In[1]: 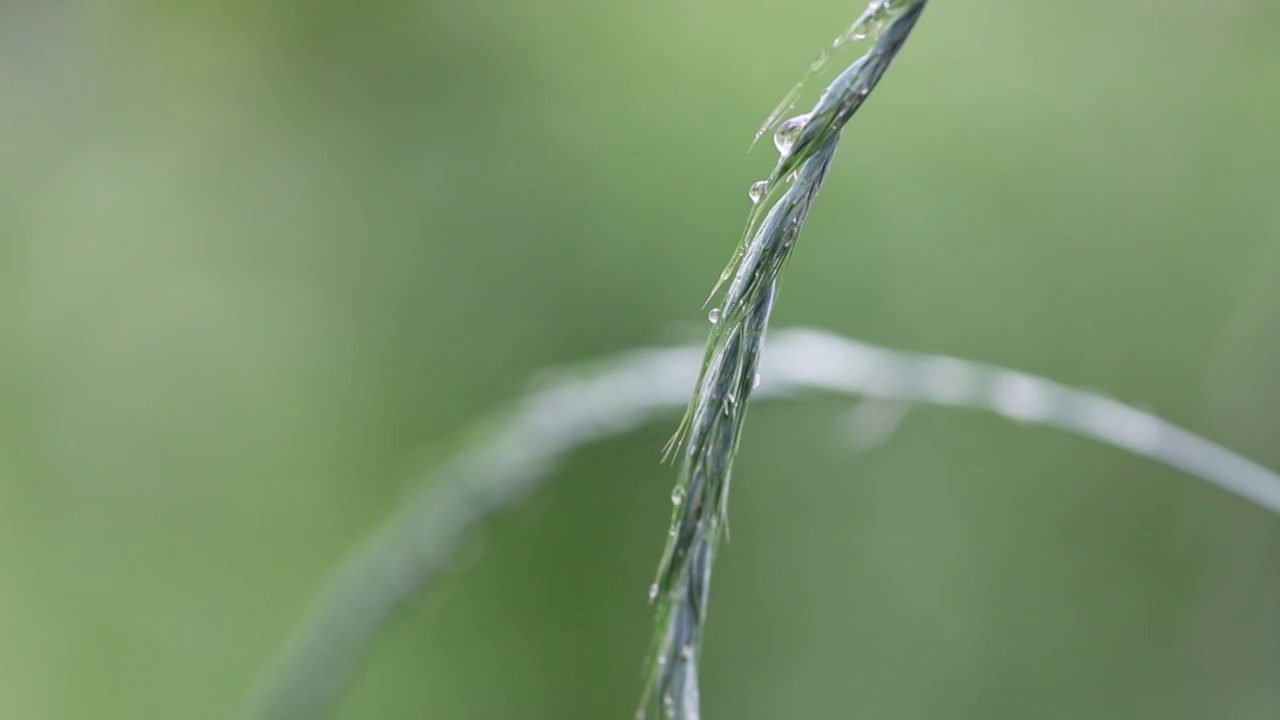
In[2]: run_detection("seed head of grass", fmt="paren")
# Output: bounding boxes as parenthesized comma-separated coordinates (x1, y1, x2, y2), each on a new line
(640, 2, 929, 718)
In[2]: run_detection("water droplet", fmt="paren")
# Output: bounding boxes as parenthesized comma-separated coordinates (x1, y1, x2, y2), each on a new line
(747, 180, 768, 204)
(707, 307, 721, 324)
(670, 485, 686, 506)
(752, 372, 762, 389)
(662, 693, 675, 715)
(850, 1, 891, 42)
(773, 113, 810, 155)
(680, 645, 694, 660)
(647, 583, 659, 602)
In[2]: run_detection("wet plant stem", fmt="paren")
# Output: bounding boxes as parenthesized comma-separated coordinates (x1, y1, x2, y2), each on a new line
(640, 2, 930, 717)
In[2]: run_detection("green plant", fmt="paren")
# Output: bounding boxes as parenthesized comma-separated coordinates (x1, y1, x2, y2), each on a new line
(640, 2, 929, 717)
(235, 3, 1280, 718)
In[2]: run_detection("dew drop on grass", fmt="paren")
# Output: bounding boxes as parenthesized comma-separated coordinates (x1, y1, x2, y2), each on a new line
(671, 485, 686, 506)
(752, 372, 762, 389)
(747, 180, 768, 204)
(773, 113, 810, 155)
(757, 0, 909, 146)
(648, 583, 659, 602)
(851, 0, 892, 40)
(707, 307, 721, 324)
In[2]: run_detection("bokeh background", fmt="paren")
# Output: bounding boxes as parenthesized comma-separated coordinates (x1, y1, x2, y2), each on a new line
(3, 1, 1280, 718)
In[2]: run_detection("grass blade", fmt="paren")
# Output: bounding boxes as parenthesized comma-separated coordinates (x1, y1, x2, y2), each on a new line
(239, 326, 1280, 719)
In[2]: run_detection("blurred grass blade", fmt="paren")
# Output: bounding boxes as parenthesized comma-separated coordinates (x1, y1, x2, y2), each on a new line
(239, 327, 1280, 720)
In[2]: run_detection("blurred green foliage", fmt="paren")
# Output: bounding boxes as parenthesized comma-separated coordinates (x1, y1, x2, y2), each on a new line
(2, 1, 1280, 718)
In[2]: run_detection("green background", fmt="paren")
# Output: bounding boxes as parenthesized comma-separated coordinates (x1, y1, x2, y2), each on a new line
(3, 1, 1280, 718)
